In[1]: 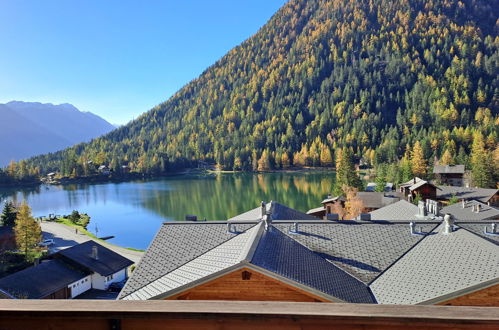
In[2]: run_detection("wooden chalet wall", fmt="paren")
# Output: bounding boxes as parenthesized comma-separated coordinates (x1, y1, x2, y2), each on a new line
(438, 283, 499, 307)
(166, 268, 330, 302)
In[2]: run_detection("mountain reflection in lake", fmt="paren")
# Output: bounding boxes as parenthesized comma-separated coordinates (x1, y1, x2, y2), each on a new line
(0, 172, 334, 250)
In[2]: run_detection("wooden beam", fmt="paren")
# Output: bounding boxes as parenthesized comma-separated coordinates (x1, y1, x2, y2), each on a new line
(0, 301, 498, 330)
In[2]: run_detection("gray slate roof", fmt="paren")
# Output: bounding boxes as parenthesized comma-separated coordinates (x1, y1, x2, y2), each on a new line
(229, 201, 318, 221)
(370, 224, 499, 304)
(273, 222, 438, 283)
(251, 226, 375, 303)
(459, 223, 499, 246)
(437, 186, 498, 203)
(57, 240, 133, 277)
(119, 222, 257, 298)
(0, 260, 87, 299)
(441, 201, 499, 221)
(433, 165, 465, 174)
(369, 200, 420, 221)
(123, 223, 262, 300)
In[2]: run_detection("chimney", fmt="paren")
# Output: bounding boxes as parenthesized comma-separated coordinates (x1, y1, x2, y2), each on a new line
(442, 214, 454, 235)
(263, 211, 272, 231)
(260, 201, 266, 218)
(91, 246, 99, 260)
(227, 223, 236, 233)
(289, 222, 298, 234)
(476, 204, 481, 213)
(418, 201, 426, 217)
(462, 200, 466, 208)
(409, 222, 416, 235)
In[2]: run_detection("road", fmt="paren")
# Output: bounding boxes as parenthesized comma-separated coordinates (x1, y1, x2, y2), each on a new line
(40, 221, 144, 264)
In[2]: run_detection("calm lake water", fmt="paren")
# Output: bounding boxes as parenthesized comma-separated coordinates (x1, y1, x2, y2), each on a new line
(0, 172, 334, 250)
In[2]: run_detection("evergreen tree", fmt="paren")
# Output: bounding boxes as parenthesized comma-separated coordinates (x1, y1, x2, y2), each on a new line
(411, 141, 427, 178)
(470, 132, 494, 187)
(257, 150, 271, 172)
(320, 148, 333, 167)
(333, 148, 362, 195)
(375, 165, 387, 192)
(0, 201, 17, 227)
(14, 202, 42, 257)
(440, 149, 454, 166)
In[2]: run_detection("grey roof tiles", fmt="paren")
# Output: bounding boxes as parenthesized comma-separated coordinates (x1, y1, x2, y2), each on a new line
(368, 200, 421, 221)
(437, 186, 498, 203)
(433, 165, 465, 174)
(119, 222, 257, 298)
(440, 201, 499, 221)
(229, 201, 318, 221)
(370, 224, 499, 304)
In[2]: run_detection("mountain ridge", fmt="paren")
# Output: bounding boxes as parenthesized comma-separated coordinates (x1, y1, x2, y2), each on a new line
(0, 101, 115, 166)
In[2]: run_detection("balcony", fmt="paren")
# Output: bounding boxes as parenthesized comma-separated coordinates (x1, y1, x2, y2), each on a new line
(0, 300, 498, 329)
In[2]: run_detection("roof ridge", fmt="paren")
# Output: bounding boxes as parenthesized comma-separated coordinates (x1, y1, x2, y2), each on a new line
(367, 222, 441, 286)
(120, 222, 259, 299)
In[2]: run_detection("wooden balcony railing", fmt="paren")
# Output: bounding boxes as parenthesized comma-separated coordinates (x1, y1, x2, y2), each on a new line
(0, 300, 498, 330)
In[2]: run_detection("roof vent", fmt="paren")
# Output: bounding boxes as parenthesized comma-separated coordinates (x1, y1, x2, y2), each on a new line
(260, 201, 266, 218)
(263, 211, 272, 231)
(91, 245, 99, 260)
(442, 214, 454, 235)
(476, 204, 481, 213)
(484, 223, 498, 236)
(409, 222, 416, 235)
(227, 223, 236, 234)
(462, 199, 466, 208)
(289, 222, 299, 234)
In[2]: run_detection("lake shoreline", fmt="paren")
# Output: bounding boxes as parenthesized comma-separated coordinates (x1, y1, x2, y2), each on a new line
(0, 167, 337, 190)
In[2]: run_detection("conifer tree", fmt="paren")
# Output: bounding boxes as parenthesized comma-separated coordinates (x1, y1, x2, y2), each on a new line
(470, 132, 493, 187)
(333, 148, 362, 196)
(257, 150, 271, 172)
(411, 141, 427, 177)
(1, 201, 17, 227)
(320, 147, 333, 167)
(440, 149, 454, 165)
(14, 202, 42, 257)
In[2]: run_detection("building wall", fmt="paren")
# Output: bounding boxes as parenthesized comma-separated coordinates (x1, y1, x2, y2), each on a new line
(91, 269, 127, 290)
(91, 273, 106, 290)
(165, 268, 330, 302)
(68, 275, 92, 298)
(437, 283, 499, 307)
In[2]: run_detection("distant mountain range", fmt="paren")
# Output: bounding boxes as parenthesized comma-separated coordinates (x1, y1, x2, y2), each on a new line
(0, 101, 115, 166)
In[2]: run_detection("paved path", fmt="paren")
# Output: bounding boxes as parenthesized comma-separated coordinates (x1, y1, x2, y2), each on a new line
(40, 221, 143, 264)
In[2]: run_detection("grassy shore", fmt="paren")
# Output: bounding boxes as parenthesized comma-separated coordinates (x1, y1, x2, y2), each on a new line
(54, 217, 145, 252)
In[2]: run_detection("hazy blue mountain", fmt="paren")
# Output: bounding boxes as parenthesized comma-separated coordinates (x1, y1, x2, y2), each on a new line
(0, 101, 115, 166)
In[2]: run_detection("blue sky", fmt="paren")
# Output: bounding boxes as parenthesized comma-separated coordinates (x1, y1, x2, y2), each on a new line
(0, 0, 287, 124)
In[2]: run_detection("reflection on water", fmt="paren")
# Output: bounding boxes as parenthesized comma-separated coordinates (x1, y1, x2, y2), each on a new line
(0, 172, 334, 249)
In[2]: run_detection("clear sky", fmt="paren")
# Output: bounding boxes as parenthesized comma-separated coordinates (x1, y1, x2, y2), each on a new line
(0, 0, 287, 125)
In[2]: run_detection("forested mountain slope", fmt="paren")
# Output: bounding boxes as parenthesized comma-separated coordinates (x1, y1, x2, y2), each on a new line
(21, 0, 499, 178)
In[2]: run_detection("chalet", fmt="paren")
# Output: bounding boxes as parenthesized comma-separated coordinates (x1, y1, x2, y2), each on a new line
(433, 165, 465, 186)
(98, 165, 111, 176)
(120, 212, 499, 306)
(437, 186, 499, 206)
(0, 241, 133, 299)
(399, 177, 437, 201)
(308, 192, 402, 219)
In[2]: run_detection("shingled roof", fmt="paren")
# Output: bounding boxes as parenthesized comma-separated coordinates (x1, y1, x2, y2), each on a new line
(0, 260, 87, 299)
(433, 165, 465, 174)
(56, 240, 133, 277)
(228, 201, 318, 221)
(440, 201, 499, 221)
(120, 207, 499, 304)
(437, 186, 498, 203)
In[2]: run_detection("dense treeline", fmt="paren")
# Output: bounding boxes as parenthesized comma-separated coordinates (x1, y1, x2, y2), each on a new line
(12, 0, 499, 186)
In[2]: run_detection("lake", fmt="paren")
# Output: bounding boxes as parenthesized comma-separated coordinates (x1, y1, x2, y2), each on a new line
(0, 172, 334, 250)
